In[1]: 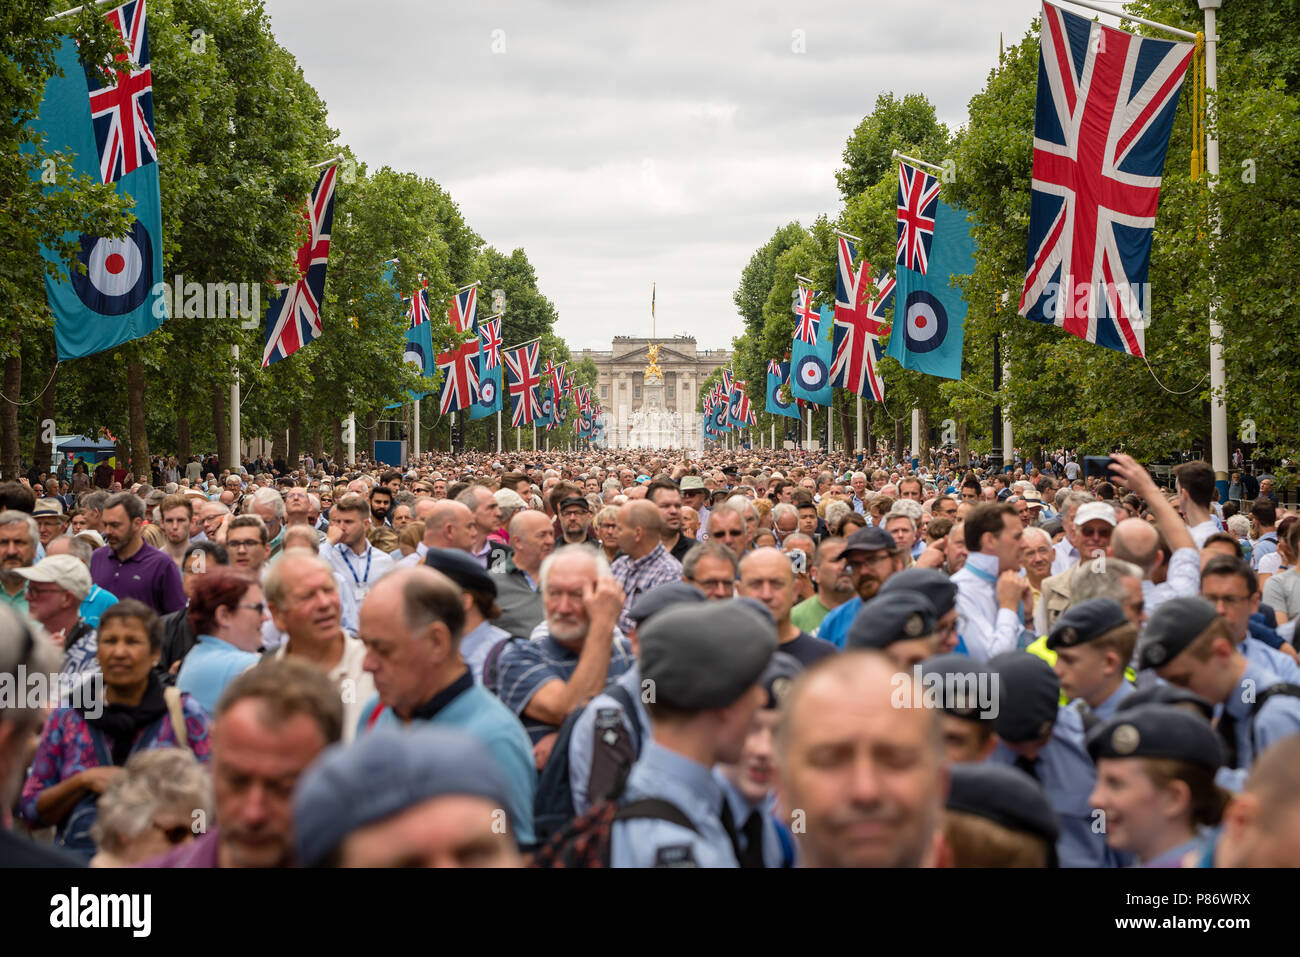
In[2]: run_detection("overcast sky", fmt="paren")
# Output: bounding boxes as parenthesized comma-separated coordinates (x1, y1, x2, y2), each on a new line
(263, 0, 1084, 351)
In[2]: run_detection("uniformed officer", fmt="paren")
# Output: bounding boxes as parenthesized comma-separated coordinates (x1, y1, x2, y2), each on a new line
(922, 653, 999, 763)
(1046, 597, 1137, 727)
(985, 651, 1127, 868)
(609, 600, 777, 867)
(879, 567, 961, 654)
(844, 590, 939, 670)
(567, 582, 704, 815)
(1117, 684, 1215, 721)
(941, 763, 1059, 867)
(713, 651, 802, 867)
(1137, 596, 1300, 792)
(1087, 705, 1225, 867)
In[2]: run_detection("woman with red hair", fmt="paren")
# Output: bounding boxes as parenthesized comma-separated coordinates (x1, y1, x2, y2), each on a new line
(175, 569, 268, 715)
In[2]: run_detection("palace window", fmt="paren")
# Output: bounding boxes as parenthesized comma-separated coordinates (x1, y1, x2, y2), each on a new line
(601, 385, 608, 398)
(634, 385, 641, 399)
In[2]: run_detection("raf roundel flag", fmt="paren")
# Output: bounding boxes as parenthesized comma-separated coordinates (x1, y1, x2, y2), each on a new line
(790, 305, 834, 406)
(35, 0, 167, 359)
(767, 360, 800, 420)
(886, 199, 975, 381)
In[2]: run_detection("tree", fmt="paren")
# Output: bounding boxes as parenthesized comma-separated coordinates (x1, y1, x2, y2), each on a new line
(836, 92, 951, 202)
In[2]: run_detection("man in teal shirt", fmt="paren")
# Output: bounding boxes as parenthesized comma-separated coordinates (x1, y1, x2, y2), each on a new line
(355, 566, 537, 848)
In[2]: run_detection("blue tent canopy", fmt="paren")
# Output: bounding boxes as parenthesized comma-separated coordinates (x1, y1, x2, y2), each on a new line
(56, 435, 117, 455)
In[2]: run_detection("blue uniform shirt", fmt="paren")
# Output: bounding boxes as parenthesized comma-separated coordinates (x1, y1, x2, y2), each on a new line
(714, 770, 790, 868)
(610, 741, 738, 868)
(176, 634, 260, 716)
(360, 677, 537, 847)
(460, 619, 510, 684)
(1213, 659, 1300, 793)
(568, 665, 650, 815)
(1090, 681, 1136, 723)
(1243, 636, 1300, 685)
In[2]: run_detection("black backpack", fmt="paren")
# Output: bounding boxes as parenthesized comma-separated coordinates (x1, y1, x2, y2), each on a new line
(533, 682, 642, 844)
(481, 635, 528, 698)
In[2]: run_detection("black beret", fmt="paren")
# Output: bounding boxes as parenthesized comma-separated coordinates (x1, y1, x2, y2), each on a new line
(842, 525, 898, 555)
(558, 496, 590, 512)
(758, 651, 803, 710)
(1137, 596, 1220, 670)
(921, 654, 996, 722)
(988, 652, 1061, 743)
(1116, 685, 1215, 721)
(423, 547, 495, 597)
(627, 581, 705, 626)
(846, 590, 937, 651)
(638, 601, 777, 711)
(1086, 705, 1223, 772)
(946, 763, 1060, 850)
(879, 567, 958, 616)
(1047, 597, 1129, 651)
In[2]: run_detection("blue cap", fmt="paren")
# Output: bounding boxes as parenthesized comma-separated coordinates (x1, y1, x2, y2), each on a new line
(845, 590, 937, 650)
(988, 652, 1060, 744)
(627, 581, 706, 626)
(1086, 704, 1223, 773)
(1046, 597, 1128, 651)
(946, 763, 1060, 853)
(293, 727, 513, 867)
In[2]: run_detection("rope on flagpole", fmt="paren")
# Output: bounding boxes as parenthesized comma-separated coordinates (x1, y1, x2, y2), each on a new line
(1142, 353, 1208, 396)
(0, 362, 60, 406)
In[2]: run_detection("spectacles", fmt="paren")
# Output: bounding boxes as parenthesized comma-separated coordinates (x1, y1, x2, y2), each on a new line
(241, 602, 266, 614)
(227, 540, 262, 550)
(1206, 594, 1251, 608)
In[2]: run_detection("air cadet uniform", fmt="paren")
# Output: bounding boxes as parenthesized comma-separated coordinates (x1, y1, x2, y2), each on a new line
(1086, 705, 1223, 867)
(844, 590, 937, 653)
(1137, 596, 1300, 792)
(567, 583, 704, 815)
(881, 566, 968, 654)
(946, 763, 1060, 866)
(1046, 598, 1136, 725)
(422, 548, 511, 683)
(609, 601, 777, 867)
(713, 651, 802, 868)
(986, 651, 1129, 868)
(1117, 684, 1215, 721)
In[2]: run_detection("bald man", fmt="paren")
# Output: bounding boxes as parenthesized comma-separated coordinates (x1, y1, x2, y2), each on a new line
(398, 499, 476, 569)
(776, 652, 948, 868)
(491, 510, 555, 637)
(738, 547, 837, 666)
(610, 500, 682, 634)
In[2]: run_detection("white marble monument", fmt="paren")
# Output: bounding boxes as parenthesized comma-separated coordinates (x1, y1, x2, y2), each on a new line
(625, 344, 684, 448)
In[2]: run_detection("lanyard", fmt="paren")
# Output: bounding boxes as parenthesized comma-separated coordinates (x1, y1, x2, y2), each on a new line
(338, 542, 372, 585)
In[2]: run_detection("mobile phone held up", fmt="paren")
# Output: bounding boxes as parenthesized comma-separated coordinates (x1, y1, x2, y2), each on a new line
(1083, 456, 1120, 482)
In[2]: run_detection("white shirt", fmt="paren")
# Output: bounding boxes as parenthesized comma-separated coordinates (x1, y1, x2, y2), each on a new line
(396, 542, 430, 569)
(1257, 551, 1283, 576)
(320, 540, 394, 608)
(273, 633, 375, 743)
(1050, 539, 1080, 576)
(951, 552, 1024, 662)
(1142, 547, 1201, 618)
(1188, 519, 1219, 549)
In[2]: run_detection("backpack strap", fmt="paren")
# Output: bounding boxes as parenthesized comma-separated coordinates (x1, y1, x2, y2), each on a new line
(481, 636, 519, 696)
(604, 682, 643, 756)
(163, 686, 189, 751)
(613, 798, 699, 834)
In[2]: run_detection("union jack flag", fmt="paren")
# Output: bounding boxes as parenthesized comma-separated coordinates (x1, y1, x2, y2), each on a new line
(767, 358, 782, 376)
(794, 287, 819, 344)
(504, 341, 543, 426)
(478, 315, 502, 370)
(408, 281, 431, 327)
(897, 162, 941, 274)
(1019, 2, 1193, 357)
(550, 360, 567, 400)
(87, 0, 157, 184)
(435, 334, 480, 414)
(262, 165, 337, 368)
(449, 287, 477, 334)
(720, 367, 734, 395)
(563, 373, 574, 398)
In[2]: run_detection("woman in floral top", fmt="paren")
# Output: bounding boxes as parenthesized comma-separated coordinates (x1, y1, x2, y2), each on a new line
(20, 599, 210, 857)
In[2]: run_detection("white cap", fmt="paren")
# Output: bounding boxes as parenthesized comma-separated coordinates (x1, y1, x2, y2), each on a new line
(1074, 501, 1118, 528)
(14, 555, 92, 599)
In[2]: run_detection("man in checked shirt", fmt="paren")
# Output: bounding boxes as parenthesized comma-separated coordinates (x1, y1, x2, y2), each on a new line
(610, 501, 683, 635)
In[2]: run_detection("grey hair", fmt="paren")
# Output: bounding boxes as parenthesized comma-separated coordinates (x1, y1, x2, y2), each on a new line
(724, 495, 758, 522)
(264, 547, 334, 607)
(889, 499, 924, 523)
(1068, 557, 1144, 605)
(824, 500, 851, 529)
(770, 503, 799, 527)
(1062, 490, 1096, 521)
(681, 541, 739, 580)
(1020, 526, 1053, 549)
(91, 748, 213, 855)
(884, 508, 917, 534)
(1226, 514, 1252, 540)
(0, 510, 38, 546)
(538, 544, 611, 594)
(252, 486, 286, 519)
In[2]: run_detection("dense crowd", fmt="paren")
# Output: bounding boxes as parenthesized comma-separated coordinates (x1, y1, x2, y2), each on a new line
(1, 445, 1297, 868)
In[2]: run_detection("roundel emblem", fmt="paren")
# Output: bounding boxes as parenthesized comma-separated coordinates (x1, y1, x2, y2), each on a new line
(541, 395, 553, 418)
(794, 354, 828, 392)
(403, 343, 426, 373)
(479, 377, 497, 406)
(902, 290, 949, 354)
(70, 219, 154, 316)
(771, 383, 794, 412)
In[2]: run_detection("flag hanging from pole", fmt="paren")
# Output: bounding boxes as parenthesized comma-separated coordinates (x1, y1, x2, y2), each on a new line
(449, 287, 477, 334)
(831, 237, 892, 402)
(470, 315, 502, 421)
(790, 305, 834, 405)
(1018, 1, 1193, 357)
(767, 359, 800, 420)
(402, 283, 435, 400)
(503, 341, 542, 426)
(262, 164, 337, 367)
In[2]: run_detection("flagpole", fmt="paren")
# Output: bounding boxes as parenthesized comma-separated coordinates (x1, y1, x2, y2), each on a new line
(308, 154, 345, 169)
(827, 402, 833, 453)
(346, 412, 355, 465)
(413, 399, 421, 459)
(1057, 0, 1198, 40)
(856, 395, 863, 453)
(497, 409, 502, 454)
(230, 345, 241, 471)
(891, 149, 945, 174)
(1203, 0, 1228, 500)
(45, 0, 117, 22)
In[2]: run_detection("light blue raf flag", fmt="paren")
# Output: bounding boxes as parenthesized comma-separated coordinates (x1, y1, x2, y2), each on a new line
(34, 1, 167, 359)
(885, 199, 975, 381)
(790, 305, 834, 406)
(766, 360, 800, 420)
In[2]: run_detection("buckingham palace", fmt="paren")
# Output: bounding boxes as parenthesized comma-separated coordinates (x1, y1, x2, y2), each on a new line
(577, 335, 732, 449)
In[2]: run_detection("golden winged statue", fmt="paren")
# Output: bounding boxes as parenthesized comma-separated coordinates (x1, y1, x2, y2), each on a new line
(644, 343, 663, 381)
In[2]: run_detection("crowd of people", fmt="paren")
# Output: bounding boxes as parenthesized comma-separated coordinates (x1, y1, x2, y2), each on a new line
(1, 444, 1297, 868)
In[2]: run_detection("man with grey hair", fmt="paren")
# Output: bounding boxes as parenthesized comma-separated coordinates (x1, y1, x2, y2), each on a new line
(771, 503, 799, 545)
(356, 566, 536, 847)
(250, 487, 287, 557)
(456, 485, 503, 569)
(1051, 491, 1096, 575)
(1068, 558, 1148, 629)
(494, 547, 632, 766)
(0, 511, 39, 619)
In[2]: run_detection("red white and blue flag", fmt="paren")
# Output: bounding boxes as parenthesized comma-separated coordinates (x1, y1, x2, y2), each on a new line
(550, 360, 567, 401)
(262, 164, 337, 367)
(1019, 1, 1193, 357)
(504, 341, 543, 426)
(794, 286, 819, 344)
(88, 0, 157, 185)
(478, 315, 502, 370)
(897, 162, 941, 274)
(831, 237, 891, 401)
(449, 287, 477, 334)
(408, 281, 431, 327)
(435, 334, 480, 414)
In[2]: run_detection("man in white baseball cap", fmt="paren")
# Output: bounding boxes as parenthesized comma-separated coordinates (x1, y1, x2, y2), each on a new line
(15, 554, 97, 676)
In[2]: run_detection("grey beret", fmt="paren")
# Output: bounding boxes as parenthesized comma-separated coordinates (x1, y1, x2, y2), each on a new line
(1086, 705, 1223, 772)
(879, 567, 958, 616)
(424, 547, 496, 596)
(759, 651, 803, 710)
(1137, 596, 1219, 670)
(627, 581, 705, 626)
(921, 653, 995, 722)
(845, 590, 937, 651)
(638, 601, 777, 711)
(293, 727, 512, 867)
(1047, 597, 1128, 651)
(1116, 685, 1215, 721)
(946, 763, 1060, 853)
(988, 652, 1061, 744)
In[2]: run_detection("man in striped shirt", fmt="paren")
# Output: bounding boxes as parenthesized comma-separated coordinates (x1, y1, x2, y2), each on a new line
(610, 501, 683, 636)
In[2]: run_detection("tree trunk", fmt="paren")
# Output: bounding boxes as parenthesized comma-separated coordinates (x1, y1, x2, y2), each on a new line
(958, 420, 969, 471)
(1, 349, 21, 479)
(176, 413, 191, 463)
(211, 383, 230, 467)
(865, 403, 875, 456)
(271, 428, 286, 463)
(32, 350, 58, 474)
(917, 407, 930, 470)
(894, 418, 905, 463)
(127, 355, 149, 478)
(287, 410, 301, 470)
(837, 391, 853, 451)
(310, 430, 323, 464)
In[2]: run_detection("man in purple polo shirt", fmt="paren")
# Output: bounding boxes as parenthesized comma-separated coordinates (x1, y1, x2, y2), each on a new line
(90, 492, 186, 615)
